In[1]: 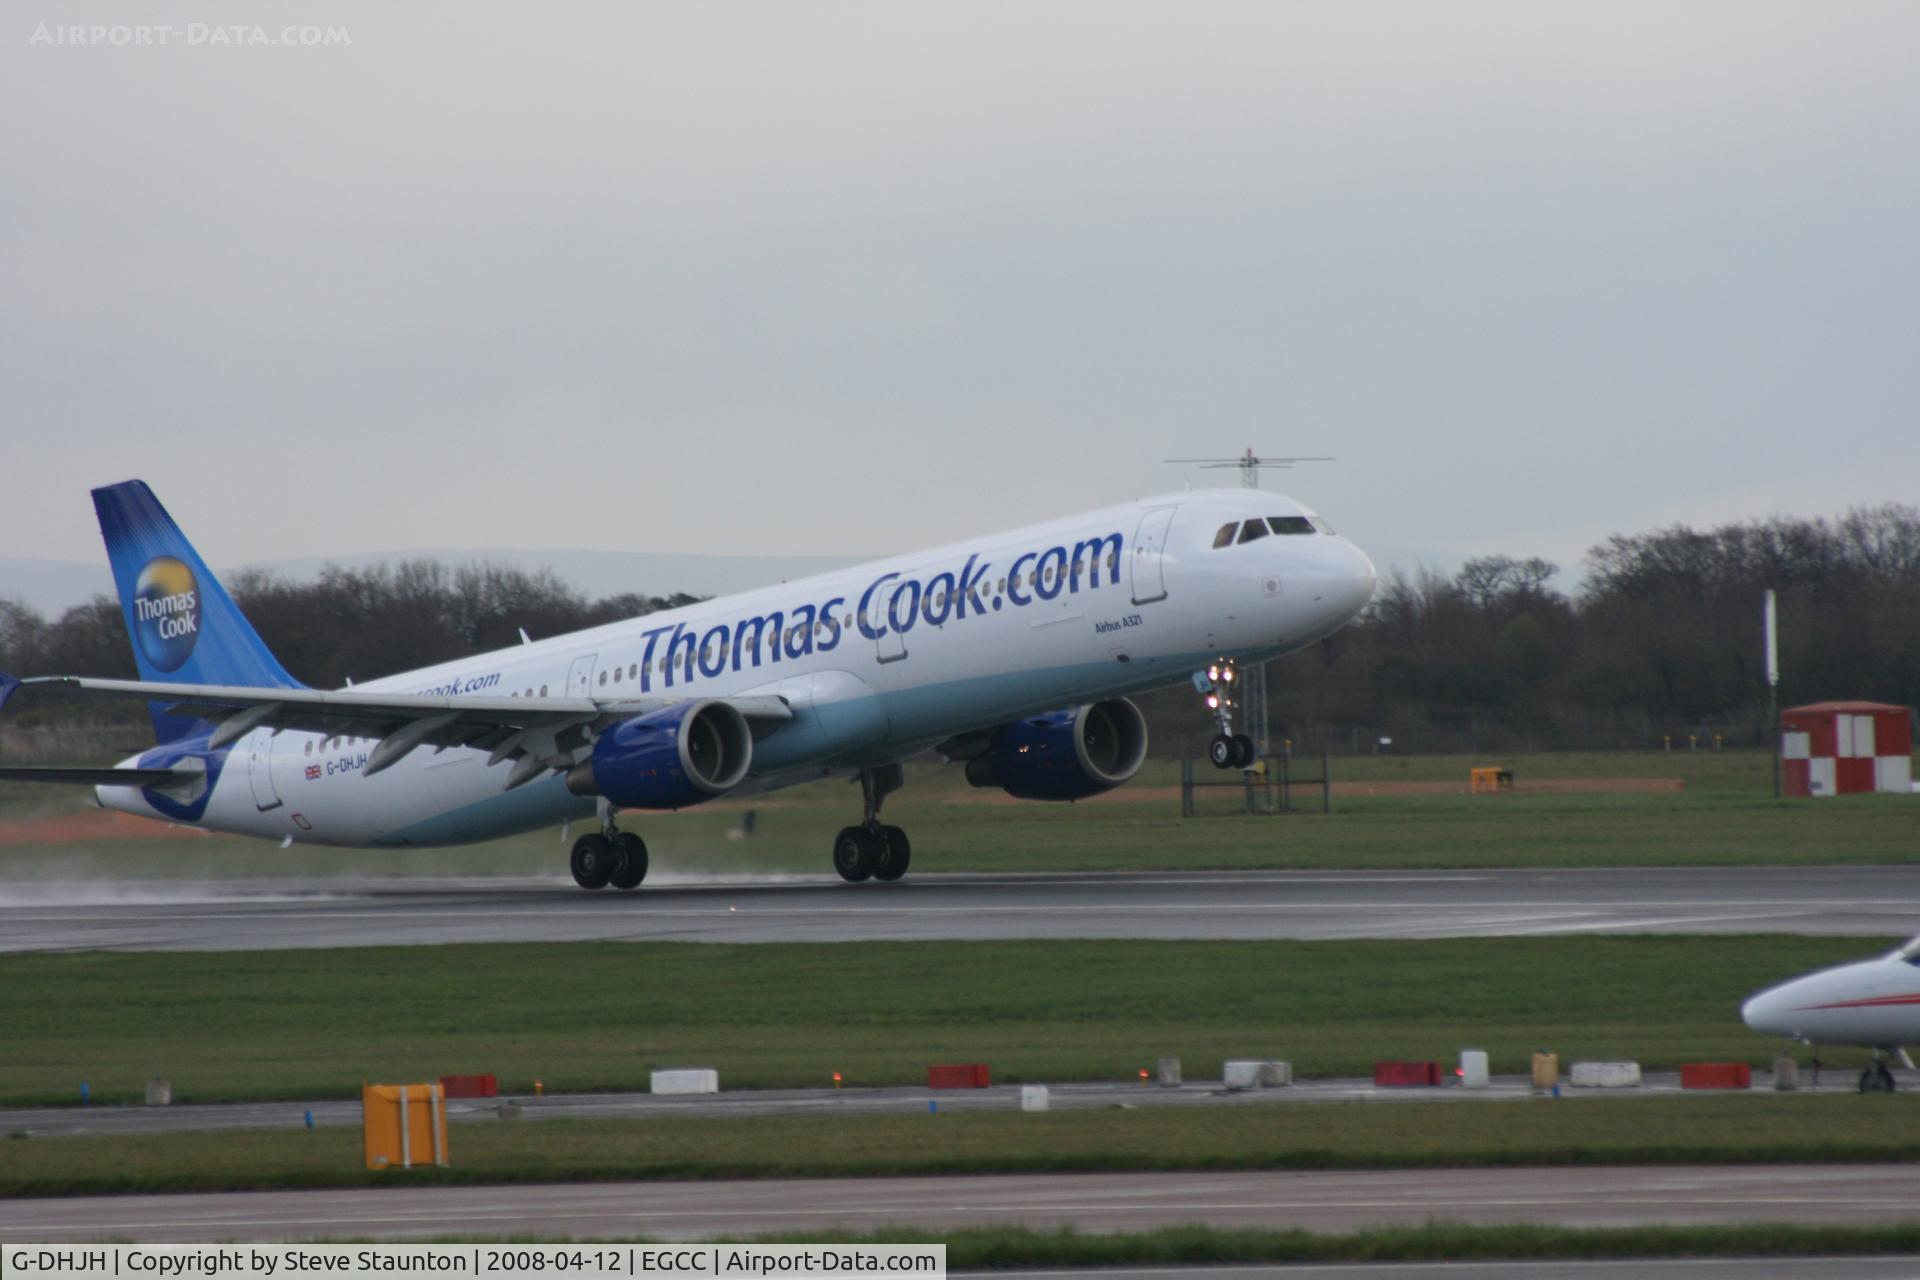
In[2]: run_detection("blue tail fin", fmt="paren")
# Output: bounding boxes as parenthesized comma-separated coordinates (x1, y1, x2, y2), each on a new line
(92, 480, 303, 740)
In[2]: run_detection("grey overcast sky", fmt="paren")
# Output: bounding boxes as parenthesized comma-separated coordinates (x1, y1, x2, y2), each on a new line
(4, 2, 1917, 578)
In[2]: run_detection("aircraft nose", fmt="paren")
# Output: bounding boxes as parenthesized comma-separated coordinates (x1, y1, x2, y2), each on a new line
(1311, 539, 1376, 623)
(1742, 985, 1794, 1037)
(1339, 540, 1378, 615)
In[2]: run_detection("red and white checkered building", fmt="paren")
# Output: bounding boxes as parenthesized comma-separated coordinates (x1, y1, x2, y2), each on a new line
(1781, 701, 1914, 797)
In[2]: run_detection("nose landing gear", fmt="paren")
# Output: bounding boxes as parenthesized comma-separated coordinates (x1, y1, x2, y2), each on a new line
(834, 764, 910, 883)
(1196, 664, 1255, 769)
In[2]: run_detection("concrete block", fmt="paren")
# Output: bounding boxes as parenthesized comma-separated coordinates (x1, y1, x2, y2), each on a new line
(1157, 1056, 1182, 1087)
(1222, 1060, 1262, 1090)
(145, 1078, 171, 1107)
(1772, 1055, 1800, 1091)
(650, 1068, 719, 1095)
(1257, 1060, 1292, 1087)
(1458, 1050, 1489, 1090)
(1569, 1061, 1641, 1088)
(1019, 1085, 1049, 1112)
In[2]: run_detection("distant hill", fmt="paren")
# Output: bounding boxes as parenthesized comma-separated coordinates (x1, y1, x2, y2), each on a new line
(0, 542, 1484, 619)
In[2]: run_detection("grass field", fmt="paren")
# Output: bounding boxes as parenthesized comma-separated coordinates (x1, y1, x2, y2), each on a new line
(0, 936, 1879, 1106)
(6, 1097, 1920, 1196)
(0, 749, 1915, 880)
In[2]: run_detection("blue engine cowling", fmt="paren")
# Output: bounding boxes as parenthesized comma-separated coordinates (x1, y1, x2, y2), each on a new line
(963, 698, 1149, 802)
(565, 700, 753, 810)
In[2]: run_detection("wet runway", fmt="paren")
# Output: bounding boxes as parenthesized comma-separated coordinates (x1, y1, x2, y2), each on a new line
(11, 1069, 1892, 1140)
(2, 866, 1917, 952)
(4, 1166, 1918, 1241)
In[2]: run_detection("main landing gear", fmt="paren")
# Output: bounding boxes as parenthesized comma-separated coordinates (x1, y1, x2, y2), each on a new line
(1859, 1056, 1898, 1093)
(571, 813, 649, 891)
(833, 764, 910, 884)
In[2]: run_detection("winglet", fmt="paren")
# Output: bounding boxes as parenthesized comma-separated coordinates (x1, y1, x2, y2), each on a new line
(0, 671, 19, 712)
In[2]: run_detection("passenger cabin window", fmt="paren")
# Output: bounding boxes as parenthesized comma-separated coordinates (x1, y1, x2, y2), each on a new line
(1267, 516, 1316, 535)
(1213, 523, 1238, 549)
(1237, 520, 1270, 545)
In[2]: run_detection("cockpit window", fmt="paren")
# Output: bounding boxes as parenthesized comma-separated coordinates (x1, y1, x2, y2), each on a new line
(1312, 517, 1335, 535)
(1237, 520, 1270, 545)
(1213, 522, 1238, 549)
(1268, 516, 1316, 535)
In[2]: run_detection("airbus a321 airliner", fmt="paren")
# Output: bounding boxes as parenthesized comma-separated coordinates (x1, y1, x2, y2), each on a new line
(0, 481, 1375, 889)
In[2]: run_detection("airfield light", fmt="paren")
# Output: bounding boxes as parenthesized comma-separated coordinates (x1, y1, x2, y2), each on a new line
(1206, 695, 1219, 709)
(1222, 668, 1234, 682)
(1138, 1069, 1150, 1085)
(833, 1072, 843, 1088)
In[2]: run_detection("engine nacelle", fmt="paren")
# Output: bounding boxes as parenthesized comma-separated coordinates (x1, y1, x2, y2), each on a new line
(566, 700, 752, 810)
(963, 698, 1149, 802)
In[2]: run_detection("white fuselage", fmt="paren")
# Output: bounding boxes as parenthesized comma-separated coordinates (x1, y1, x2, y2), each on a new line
(98, 490, 1376, 848)
(1742, 937, 1920, 1049)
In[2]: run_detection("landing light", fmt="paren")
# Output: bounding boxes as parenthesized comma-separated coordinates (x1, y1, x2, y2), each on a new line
(1205, 695, 1219, 709)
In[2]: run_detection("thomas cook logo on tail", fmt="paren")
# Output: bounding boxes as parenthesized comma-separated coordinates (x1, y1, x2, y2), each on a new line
(133, 556, 200, 671)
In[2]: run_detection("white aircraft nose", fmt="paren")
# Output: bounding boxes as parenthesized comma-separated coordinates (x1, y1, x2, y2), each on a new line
(1339, 540, 1379, 616)
(1741, 989, 1785, 1035)
(1306, 539, 1377, 625)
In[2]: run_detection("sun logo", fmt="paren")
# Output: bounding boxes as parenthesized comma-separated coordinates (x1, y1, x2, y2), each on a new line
(132, 556, 200, 671)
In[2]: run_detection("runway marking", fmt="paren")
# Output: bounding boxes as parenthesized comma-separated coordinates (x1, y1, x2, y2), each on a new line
(1494, 910, 1845, 935)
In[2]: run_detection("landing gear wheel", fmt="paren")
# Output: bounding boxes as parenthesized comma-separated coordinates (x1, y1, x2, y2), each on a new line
(1209, 734, 1236, 769)
(1232, 733, 1255, 768)
(1860, 1062, 1897, 1093)
(609, 832, 649, 890)
(872, 825, 911, 882)
(833, 826, 879, 882)
(570, 834, 615, 890)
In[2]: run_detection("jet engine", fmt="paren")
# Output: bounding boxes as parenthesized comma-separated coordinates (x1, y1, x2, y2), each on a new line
(566, 700, 752, 810)
(963, 698, 1149, 802)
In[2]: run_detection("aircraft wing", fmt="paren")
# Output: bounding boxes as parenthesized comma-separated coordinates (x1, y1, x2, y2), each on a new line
(0, 673, 793, 788)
